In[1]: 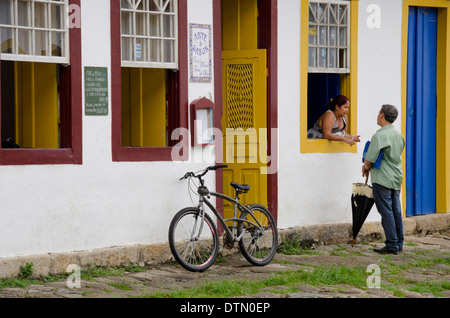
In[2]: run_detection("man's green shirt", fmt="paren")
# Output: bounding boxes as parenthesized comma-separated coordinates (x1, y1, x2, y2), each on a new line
(366, 125, 405, 190)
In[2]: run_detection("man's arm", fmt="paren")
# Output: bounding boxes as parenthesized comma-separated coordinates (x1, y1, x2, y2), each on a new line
(362, 159, 372, 182)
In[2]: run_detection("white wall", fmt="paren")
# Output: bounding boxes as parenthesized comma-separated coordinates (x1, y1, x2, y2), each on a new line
(0, 0, 408, 258)
(0, 0, 217, 258)
(277, 0, 404, 229)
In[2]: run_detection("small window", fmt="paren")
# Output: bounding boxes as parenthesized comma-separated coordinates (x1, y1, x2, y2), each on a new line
(111, 0, 188, 161)
(0, 0, 82, 164)
(301, 0, 357, 153)
(308, 0, 350, 73)
(0, 0, 69, 64)
(121, 0, 178, 69)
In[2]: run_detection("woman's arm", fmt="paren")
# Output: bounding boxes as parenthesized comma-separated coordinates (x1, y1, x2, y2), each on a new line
(322, 113, 356, 146)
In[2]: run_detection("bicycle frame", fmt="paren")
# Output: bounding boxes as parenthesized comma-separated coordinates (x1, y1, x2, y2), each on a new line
(197, 191, 263, 243)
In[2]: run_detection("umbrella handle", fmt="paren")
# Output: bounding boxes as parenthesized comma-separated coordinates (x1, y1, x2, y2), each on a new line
(365, 174, 369, 185)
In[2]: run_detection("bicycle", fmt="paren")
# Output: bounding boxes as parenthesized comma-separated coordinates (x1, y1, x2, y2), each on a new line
(168, 164, 278, 272)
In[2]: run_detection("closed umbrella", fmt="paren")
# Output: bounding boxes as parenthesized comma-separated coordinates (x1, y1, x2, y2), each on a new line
(351, 179, 375, 246)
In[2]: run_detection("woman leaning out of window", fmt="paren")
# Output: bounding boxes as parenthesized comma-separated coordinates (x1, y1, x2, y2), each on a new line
(307, 95, 360, 146)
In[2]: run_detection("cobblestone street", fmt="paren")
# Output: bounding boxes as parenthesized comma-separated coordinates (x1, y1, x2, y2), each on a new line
(1, 232, 448, 300)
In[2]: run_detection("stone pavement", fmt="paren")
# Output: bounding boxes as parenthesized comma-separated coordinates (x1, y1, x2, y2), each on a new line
(0, 231, 449, 299)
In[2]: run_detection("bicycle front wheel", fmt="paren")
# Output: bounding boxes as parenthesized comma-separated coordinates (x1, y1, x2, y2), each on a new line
(168, 207, 219, 272)
(237, 204, 278, 266)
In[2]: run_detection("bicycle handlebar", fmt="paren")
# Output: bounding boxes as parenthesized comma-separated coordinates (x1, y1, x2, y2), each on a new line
(179, 164, 228, 180)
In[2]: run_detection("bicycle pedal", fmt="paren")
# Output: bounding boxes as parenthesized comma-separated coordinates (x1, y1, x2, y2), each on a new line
(222, 231, 235, 250)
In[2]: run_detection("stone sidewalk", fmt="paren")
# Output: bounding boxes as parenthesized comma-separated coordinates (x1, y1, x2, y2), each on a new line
(0, 233, 449, 299)
(0, 213, 449, 299)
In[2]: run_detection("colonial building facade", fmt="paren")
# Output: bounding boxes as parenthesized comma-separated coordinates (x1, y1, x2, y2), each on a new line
(0, 0, 449, 262)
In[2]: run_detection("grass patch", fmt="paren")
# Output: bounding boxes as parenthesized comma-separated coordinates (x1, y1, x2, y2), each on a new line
(108, 282, 133, 290)
(146, 264, 368, 298)
(0, 263, 147, 291)
(277, 241, 323, 256)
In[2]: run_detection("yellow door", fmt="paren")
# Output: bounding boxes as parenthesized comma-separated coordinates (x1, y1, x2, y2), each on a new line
(222, 49, 267, 222)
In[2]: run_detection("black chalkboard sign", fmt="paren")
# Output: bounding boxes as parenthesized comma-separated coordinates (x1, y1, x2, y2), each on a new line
(85, 67, 108, 116)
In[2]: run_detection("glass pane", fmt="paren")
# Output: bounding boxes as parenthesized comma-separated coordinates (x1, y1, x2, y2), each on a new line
(18, 0, 30, 27)
(35, 30, 47, 55)
(52, 32, 63, 56)
(150, 38, 160, 62)
(329, 4, 337, 25)
(0, 0, 12, 25)
(339, 27, 347, 46)
(121, 0, 131, 9)
(149, 0, 158, 11)
(339, 5, 348, 25)
(0, 27, 13, 53)
(35, 2, 47, 28)
(121, 12, 132, 35)
(329, 26, 336, 46)
(319, 48, 326, 68)
(163, 14, 173, 37)
(149, 14, 160, 36)
(319, 26, 326, 46)
(318, 3, 327, 24)
(164, 0, 174, 13)
(308, 47, 316, 68)
(163, 39, 174, 63)
(137, 0, 144, 11)
(308, 25, 317, 45)
(18, 29, 31, 55)
(122, 37, 133, 61)
(135, 38, 147, 61)
(309, 3, 317, 23)
(329, 48, 336, 68)
(339, 48, 347, 68)
(136, 12, 146, 36)
(51, 4, 64, 30)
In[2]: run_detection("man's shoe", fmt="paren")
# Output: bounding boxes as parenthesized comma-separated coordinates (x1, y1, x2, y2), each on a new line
(373, 246, 398, 255)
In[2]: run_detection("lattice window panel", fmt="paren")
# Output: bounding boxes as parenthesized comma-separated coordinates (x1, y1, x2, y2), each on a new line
(121, 0, 178, 69)
(226, 63, 254, 130)
(0, 0, 69, 63)
(308, 0, 350, 73)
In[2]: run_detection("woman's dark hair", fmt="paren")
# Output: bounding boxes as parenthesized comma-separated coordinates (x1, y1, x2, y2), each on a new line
(328, 95, 349, 111)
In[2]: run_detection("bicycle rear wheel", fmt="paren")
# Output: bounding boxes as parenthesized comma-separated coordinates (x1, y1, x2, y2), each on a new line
(237, 204, 278, 266)
(168, 207, 219, 272)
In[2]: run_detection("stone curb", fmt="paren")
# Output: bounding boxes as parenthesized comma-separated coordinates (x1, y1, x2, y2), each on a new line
(1, 213, 449, 279)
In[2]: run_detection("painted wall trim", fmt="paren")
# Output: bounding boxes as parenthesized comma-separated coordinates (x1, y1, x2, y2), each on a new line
(401, 0, 450, 214)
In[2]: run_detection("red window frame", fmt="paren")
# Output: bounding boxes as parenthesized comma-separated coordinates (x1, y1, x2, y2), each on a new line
(0, 0, 82, 165)
(110, 0, 189, 162)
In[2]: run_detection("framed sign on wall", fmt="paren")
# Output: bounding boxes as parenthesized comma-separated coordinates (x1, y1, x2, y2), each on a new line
(189, 23, 212, 82)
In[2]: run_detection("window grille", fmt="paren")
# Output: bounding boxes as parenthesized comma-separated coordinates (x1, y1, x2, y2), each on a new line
(0, 0, 69, 63)
(308, 0, 350, 73)
(121, 0, 178, 69)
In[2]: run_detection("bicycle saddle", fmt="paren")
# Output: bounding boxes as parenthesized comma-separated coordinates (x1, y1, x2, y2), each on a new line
(230, 182, 250, 192)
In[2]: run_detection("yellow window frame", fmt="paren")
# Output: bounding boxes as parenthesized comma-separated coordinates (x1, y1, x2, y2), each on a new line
(401, 0, 450, 214)
(300, 0, 359, 154)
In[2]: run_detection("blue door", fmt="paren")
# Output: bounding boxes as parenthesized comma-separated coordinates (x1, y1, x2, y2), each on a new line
(406, 7, 437, 216)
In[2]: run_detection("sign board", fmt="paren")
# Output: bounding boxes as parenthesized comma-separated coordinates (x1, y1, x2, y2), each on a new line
(85, 67, 108, 116)
(189, 23, 212, 82)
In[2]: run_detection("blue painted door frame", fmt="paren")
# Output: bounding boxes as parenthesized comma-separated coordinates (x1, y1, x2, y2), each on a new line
(406, 6, 437, 216)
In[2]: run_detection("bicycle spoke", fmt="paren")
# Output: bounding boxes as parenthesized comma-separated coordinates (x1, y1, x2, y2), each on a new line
(169, 208, 218, 272)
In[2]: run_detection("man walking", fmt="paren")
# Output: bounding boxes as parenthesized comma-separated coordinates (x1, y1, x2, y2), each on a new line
(362, 104, 405, 255)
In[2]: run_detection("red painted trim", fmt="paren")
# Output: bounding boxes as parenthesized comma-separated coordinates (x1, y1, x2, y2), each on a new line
(190, 97, 215, 147)
(111, 0, 189, 162)
(213, 0, 224, 220)
(0, 0, 83, 165)
(258, 0, 278, 221)
(213, 0, 278, 222)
